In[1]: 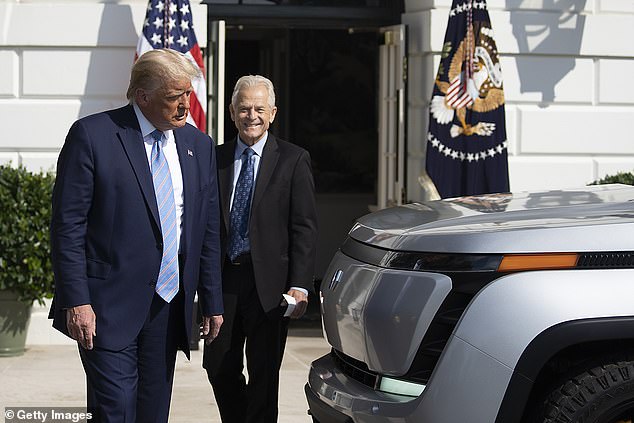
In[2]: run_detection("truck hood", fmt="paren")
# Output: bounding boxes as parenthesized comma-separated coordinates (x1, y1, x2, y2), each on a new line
(349, 184, 634, 254)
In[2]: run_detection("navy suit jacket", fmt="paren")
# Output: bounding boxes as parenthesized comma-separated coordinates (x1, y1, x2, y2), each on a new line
(49, 104, 223, 352)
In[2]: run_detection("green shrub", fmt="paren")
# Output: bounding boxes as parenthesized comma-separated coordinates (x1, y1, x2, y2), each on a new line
(590, 171, 634, 186)
(0, 164, 55, 305)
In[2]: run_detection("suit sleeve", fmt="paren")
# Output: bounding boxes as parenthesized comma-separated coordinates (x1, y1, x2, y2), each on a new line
(197, 137, 224, 316)
(50, 120, 94, 308)
(288, 150, 318, 291)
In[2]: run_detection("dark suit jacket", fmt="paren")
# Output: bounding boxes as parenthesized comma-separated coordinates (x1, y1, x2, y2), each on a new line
(49, 104, 223, 353)
(217, 134, 318, 312)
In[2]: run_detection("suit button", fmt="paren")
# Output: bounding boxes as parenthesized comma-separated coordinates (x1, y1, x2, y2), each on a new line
(149, 280, 156, 287)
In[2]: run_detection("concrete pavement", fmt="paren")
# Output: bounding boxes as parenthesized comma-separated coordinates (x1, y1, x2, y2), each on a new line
(0, 323, 329, 422)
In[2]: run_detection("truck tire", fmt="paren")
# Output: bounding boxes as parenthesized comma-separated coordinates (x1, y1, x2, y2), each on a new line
(535, 360, 634, 423)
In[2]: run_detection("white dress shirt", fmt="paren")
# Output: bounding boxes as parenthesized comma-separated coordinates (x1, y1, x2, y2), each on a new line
(133, 104, 184, 252)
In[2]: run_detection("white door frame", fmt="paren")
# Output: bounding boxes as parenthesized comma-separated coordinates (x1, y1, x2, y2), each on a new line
(378, 24, 407, 209)
(208, 20, 226, 145)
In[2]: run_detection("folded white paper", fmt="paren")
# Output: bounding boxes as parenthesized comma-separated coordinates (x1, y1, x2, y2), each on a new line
(281, 294, 297, 317)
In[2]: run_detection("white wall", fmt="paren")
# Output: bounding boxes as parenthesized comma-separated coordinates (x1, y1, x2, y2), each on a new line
(404, 0, 634, 201)
(0, 0, 207, 173)
(4, 1, 631, 190)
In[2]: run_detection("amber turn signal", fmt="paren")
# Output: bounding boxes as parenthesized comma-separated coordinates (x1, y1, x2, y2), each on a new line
(498, 253, 579, 272)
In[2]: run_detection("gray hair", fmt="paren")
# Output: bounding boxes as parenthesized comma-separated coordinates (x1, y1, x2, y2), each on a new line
(231, 75, 276, 108)
(126, 49, 201, 101)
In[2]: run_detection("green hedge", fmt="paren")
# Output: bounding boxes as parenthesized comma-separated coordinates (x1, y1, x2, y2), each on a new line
(0, 164, 55, 305)
(590, 171, 634, 186)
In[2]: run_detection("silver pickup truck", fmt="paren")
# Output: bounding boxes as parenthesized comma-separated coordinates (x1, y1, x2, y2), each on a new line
(306, 184, 634, 423)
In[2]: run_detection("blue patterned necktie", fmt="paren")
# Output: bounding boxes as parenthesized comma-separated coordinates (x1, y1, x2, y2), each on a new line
(150, 130, 179, 302)
(228, 147, 255, 261)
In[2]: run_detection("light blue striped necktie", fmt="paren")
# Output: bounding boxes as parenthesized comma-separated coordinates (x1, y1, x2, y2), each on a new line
(150, 130, 179, 302)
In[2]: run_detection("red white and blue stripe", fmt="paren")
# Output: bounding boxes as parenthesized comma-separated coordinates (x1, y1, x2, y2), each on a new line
(136, 0, 207, 132)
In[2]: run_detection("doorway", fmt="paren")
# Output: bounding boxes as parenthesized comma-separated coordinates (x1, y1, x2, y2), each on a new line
(223, 26, 379, 282)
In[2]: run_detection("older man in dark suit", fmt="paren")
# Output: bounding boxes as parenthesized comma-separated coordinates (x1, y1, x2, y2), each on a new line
(49, 48, 223, 422)
(203, 75, 318, 423)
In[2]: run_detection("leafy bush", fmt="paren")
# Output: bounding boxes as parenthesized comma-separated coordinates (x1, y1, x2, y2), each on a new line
(0, 164, 55, 305)
(590, 171, 634, 186)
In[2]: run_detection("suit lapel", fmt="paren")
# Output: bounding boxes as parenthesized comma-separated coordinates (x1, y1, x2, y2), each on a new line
(218, 139, 236, 233)
(117, 107, 160, 230)
(252, 135, 279, 213)
(175, 132, 196, 255)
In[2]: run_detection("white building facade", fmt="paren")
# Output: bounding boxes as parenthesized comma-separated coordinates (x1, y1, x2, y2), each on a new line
(1, 0, 632, 343)
(1, 0, 632, 194)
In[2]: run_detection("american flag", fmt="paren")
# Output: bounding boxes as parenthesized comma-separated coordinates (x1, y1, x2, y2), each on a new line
(136, 0, 207, 132)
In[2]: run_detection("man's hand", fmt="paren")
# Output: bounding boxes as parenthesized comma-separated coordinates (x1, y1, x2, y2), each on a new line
(286, 289, 308, 319)
(66, 304, 96, 350)
(201, 315, 224, 345)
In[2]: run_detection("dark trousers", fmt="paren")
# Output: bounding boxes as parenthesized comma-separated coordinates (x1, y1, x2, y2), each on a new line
(204, 257, 289, 423)
(79, 291, 185, 423)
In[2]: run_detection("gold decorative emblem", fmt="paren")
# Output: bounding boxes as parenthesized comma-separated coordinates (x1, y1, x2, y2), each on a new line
(430, 24, 505, 138)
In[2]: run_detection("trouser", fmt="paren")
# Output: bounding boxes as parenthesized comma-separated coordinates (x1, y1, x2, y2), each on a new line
(79, 291, 185, 423)
(204, 256, 289, 423)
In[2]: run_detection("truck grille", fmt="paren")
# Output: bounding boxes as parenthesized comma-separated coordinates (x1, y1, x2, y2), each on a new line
(329, 274, 490, 386)
(402, 288, 476, 383)
(338, 237, 502, 387)
(331, 349, 379, 389)
(578, 252, 634, 268)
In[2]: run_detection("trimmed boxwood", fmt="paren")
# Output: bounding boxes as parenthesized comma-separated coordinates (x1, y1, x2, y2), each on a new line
(591, 171, 634, 186)
(0, 164, 55, 305)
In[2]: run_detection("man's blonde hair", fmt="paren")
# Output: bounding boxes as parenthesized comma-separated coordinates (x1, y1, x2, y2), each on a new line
(126, 49, 200, 101)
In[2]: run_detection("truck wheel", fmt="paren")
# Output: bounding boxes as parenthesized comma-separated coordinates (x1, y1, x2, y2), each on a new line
(536, 360, 634, 423)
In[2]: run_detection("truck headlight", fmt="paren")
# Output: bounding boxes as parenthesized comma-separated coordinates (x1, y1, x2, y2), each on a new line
(378, 376, 426, 397)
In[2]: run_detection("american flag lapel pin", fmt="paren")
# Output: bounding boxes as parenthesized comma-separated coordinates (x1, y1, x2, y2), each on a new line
(187, 149, 193, 157)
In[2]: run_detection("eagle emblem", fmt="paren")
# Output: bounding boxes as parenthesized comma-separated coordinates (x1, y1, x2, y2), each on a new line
(430, 24, 505, 139)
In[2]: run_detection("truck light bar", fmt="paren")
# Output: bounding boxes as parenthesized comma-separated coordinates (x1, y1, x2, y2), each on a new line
(378, 376, 426, 397)
(343, 238, 633, 273)
(382, 252, 502, 272)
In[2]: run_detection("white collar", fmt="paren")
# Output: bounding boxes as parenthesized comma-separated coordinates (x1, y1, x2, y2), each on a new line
(235, 132, 268, 158)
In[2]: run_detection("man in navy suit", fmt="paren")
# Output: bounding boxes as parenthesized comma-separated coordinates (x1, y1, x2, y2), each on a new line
(49, 48, 223, 422)
(203, 75, 318, 423)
